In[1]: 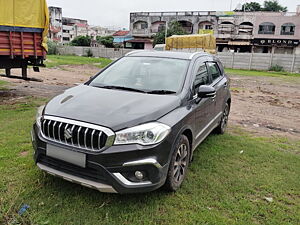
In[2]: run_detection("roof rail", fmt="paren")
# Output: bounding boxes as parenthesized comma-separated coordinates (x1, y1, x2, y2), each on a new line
(189, 52, 201, 59)
(125, 50, 143, 56)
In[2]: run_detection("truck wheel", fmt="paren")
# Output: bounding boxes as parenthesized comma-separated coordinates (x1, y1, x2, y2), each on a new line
(164, 134, 190, 192)
(215, 103, 230, 134)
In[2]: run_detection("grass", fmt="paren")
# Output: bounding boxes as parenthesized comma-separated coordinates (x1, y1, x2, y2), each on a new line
(45, 55, 112, 69)
(0, 98, 299, 225)
(225, 68, 300, 78)
(0, 80, 9, 91)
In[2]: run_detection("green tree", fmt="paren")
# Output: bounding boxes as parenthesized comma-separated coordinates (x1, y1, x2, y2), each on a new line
(70, 36, 91, 46)
(241, 2, 262, 11)
(153, 21, 187, 46)
(263, 0, 287, 12)
(96, 36, 114, 48)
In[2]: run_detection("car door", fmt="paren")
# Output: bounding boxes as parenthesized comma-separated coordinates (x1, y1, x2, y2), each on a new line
(206, 61, 228, 117)
(191, 58, 215, 144)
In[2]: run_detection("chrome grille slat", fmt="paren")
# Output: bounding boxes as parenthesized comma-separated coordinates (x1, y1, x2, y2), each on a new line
(91, 130, 95, 151)
(71, 124, 75, 146)
(52, 122, 57, 140)
(98, 131, 102, 150)
(47, 120, 51, 138)
(40, 116, 114, 152)
(58, 123, 63, 142)
(42, 120, 46, 135)
(77, 127, 82, 147)
(84, 128, 88, 149)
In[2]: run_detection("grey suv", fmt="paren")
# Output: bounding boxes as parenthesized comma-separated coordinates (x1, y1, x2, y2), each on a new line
(31, 51, 231, 193)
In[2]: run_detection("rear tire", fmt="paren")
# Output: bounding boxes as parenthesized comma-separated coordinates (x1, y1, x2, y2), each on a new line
(215, 103, 230, 134)
(164, 135, 190, 192)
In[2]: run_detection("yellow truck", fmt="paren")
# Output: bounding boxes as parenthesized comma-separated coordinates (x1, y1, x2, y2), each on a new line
(154, 34, 216, 54)
(0, 0, 49, 79)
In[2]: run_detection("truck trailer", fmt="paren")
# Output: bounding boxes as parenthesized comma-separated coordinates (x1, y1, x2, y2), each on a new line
(0, 0, 49, 79)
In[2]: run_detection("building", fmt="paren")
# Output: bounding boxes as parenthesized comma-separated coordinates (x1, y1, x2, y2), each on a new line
(62, 17, 88, 43)
(112, 30, 133, 46)
(89, 26, 116, 39)
(48, 6, 63, 42)
(129, 6, 300, 54)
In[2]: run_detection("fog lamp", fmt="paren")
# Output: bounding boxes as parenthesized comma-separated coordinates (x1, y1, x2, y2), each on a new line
(135, 171, 144, 180)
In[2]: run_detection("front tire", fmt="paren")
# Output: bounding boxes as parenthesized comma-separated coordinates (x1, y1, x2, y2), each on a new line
(164, 135, 190, 192)
(215, 103, 230, 134)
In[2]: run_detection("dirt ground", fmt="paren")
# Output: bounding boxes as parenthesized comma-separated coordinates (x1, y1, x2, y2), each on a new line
(0, 65, 299, 139)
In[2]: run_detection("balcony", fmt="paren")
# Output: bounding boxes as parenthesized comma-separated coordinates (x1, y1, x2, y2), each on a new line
(132, 29, 150, 36)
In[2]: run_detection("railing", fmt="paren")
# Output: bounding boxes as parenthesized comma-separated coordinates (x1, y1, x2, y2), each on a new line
(132, 29, 149, 35)
(131, 11, 216, 17)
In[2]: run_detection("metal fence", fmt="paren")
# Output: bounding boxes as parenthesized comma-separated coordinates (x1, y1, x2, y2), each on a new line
(56, 46, 300, 73)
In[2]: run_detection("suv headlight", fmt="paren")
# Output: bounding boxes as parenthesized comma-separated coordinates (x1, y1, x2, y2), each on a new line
(114, 122, 171, 146)
(36, 105, 45, 128)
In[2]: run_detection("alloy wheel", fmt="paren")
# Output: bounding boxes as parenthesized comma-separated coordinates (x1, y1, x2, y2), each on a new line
(173, 143, 188, 183)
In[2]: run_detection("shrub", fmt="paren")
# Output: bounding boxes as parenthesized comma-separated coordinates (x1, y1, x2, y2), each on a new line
(85, 48, 93, 57)
(269, 64, 284, 72)
(47, 40, 59, 55)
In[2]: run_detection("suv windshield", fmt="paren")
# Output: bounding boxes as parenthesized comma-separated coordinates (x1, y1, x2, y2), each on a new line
(89, 56, 189, 93)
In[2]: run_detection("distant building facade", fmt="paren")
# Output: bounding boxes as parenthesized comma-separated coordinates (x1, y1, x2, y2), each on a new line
(48, 6, 116, 45)
(129, 6, 300, 54)
(48, 6, 63, 42)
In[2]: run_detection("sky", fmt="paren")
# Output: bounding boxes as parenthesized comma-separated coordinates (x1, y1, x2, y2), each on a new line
(47, 0, 299, 29)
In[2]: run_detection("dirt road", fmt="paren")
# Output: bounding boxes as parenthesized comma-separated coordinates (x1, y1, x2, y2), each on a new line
(1, 66, 299, 139)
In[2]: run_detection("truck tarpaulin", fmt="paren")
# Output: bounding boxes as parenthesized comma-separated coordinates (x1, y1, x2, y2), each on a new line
(0, 0, 49, 51)
(165, 34, 216, 54)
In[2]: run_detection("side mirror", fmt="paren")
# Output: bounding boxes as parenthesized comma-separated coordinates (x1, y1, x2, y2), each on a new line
(197, 85, 216, 99)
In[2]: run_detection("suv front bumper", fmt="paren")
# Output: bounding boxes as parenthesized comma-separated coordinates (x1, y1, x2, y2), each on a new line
(31, 124, 172, 194)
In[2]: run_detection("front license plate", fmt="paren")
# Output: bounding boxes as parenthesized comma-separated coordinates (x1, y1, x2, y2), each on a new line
(46, 144, 86, 168)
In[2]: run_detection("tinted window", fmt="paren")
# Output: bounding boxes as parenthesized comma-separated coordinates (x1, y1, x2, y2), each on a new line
(194, 64, 210, 88)
(207, 62, 221, 81)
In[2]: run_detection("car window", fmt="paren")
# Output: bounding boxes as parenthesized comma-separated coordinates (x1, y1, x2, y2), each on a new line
(193, 63, 210, 88)
(193, 62, 211, 89)
(207, 62, 222, 81)
(90, 57, 189, 93)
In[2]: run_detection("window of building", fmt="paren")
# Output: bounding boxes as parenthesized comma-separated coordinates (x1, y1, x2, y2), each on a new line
(133, 21, 148, 30)
(281, 23, 295, 35)
(63, 37, 70, 41)
(141, 22, 148, 29)
(258, 22, 275, 34)
(205, 25, 213, 30)
(158, 24, 166, 32)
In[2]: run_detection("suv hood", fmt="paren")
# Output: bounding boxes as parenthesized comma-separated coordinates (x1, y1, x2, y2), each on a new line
(44, 85, 181, 131)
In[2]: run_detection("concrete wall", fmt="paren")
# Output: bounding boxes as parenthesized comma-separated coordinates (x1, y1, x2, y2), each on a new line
(217, 52, 300, 72)
(56, 47, 300, 73)
(56, 46, 133, 59)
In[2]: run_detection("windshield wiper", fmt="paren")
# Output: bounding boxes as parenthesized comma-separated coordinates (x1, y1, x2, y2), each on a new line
(146, 90, 176, 95)
(92, 85, 146, 93)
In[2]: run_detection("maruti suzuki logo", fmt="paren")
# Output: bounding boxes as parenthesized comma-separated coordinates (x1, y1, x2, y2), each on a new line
(64, 128, 73, 140)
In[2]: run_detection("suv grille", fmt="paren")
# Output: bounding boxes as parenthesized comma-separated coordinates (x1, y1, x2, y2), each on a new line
(40, 116, 115, 152)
